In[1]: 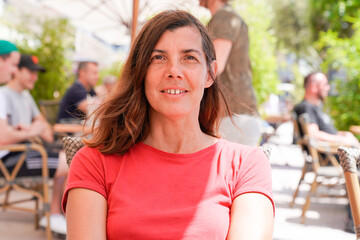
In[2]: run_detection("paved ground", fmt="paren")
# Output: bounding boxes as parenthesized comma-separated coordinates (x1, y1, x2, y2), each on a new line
(0, 121, 356, 239)
(268, 122, 354, 240)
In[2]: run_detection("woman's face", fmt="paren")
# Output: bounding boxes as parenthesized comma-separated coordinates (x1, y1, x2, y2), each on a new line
(145, 26, 215, 121)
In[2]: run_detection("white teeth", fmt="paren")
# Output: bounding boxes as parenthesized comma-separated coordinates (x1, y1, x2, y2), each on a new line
(165, 89, 184, 95)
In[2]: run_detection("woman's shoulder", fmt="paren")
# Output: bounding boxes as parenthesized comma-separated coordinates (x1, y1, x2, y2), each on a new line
(220, 139, 263, 154)
(218, 139, 269, 164)
(77, 145, 99, 155)
(77, 146, 123, 159)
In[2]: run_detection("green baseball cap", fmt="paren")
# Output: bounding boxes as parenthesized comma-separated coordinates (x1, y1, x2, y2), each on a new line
(0, 40, 18, 55)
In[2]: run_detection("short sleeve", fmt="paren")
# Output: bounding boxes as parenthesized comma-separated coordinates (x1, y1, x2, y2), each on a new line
(233, 147, 274, 212)
(208, 10, 242, 42)
(295, 101, 317, 124)
(62, 146, 107, 213)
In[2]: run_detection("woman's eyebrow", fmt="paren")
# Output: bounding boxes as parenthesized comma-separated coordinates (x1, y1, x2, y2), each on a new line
(152, 49, 166, 53)
(182, 49, 202, 55)
(151, 48, 202, 55)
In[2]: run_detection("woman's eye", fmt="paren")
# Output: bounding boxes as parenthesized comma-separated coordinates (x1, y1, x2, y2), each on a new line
(186, 56, 196, 60)
(151, 55, 164, 61)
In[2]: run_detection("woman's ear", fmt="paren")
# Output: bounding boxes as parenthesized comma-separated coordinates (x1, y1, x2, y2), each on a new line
(205, 60, 217, 88)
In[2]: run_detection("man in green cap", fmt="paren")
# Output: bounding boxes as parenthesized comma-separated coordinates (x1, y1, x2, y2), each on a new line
(0, 40, 20, 84)
(0, 40, 20, 142)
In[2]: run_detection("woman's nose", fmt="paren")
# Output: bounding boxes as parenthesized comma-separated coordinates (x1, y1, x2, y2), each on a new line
(167, 59, 183, 79)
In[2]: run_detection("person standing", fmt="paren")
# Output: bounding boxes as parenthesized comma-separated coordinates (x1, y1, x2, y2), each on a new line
(199, 0, 261, 146)
(57, 61, 100, 123)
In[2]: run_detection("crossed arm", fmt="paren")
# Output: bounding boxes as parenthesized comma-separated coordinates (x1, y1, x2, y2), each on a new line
(0, 114, 53, 145)
(308, 123, 360, 147)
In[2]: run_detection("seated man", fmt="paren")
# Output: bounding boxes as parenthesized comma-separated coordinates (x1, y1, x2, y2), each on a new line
(0, 40, 20, 147)
(293, 71, 359, 232)
(0, 54, 68, 235)
(57, 61, 100, 123)
(294, 72, 359, 147)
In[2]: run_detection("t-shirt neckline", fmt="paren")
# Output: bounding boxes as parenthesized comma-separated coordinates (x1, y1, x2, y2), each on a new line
(137, 139, 224, 158)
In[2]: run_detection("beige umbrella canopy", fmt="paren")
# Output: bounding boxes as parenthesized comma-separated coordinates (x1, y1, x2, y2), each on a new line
(41, 0, 149, 46)
(40, 0, 200, 47)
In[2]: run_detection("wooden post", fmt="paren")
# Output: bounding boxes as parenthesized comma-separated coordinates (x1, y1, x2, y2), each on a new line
(131, 0, 140, 46)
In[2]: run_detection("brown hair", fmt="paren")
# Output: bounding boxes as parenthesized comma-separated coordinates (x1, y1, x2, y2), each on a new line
(84, 10, 230, 154)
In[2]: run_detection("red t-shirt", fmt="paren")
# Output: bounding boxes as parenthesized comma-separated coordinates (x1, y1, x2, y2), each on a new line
(62, 139, 274, 239)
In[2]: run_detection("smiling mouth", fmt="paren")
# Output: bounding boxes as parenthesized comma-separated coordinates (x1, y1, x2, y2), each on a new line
(161, 89, 188, 95)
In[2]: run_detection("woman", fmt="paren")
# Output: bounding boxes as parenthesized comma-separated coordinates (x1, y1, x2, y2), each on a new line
(62, 10, 274, 240)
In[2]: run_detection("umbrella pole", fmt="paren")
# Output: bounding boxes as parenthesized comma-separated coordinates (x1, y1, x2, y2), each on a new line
(131, 0, 140, 46)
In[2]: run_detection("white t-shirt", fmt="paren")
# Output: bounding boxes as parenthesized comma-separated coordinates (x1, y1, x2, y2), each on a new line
(0, 88, 6, 120)
(0, 88, 9, 157)
(1, 86, 40, 126)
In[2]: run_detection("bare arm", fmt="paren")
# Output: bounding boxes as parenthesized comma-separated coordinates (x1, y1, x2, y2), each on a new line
(77, 99, 89, 115)
(308, 123, 360, 146)
(66, 188, 107, 240)
(32, 114, 54, 143)
(213, 38, 233, 75)
(227, 193, 274, 240)
(0, 119, 43, 145)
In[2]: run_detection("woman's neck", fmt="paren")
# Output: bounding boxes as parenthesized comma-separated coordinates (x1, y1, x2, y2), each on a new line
(143, 114, 217, 154)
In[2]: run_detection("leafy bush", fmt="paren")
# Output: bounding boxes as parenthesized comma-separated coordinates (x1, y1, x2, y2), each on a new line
(310, 0, 360, 39)
(2, 13, 74, 103)
(315, 18, 360, 130)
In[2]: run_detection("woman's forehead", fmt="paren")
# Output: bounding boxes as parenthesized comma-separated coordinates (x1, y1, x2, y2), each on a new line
(154, 26, 203, 49)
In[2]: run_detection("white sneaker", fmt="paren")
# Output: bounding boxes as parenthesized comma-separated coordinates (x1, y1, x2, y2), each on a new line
(39, 214, 67, 235)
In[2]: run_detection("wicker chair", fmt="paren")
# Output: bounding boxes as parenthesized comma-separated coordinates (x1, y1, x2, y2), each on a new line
(338, 147, 360, 239)
(0, 143, 52, 240)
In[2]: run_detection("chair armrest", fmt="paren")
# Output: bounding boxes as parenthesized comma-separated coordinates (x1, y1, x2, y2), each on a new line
(62, 137, 84, 167)
(261, 145, 272, 159)
(338, 147, 360, 174)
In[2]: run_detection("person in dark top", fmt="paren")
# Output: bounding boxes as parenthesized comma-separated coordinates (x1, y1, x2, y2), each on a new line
(294, 100, 337, 135)
(294, 71, 359, 233)
(57, 61, 99, 123)
(294, 72, 359, 146)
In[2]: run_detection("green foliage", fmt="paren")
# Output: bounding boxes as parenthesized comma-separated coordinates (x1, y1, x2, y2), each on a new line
(310, 0, 360, 39)
(270, 0, 312, 54)
(315, 18, 360, 130)
(231, 0, 279, 106)
(2, 13, 74, 103)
